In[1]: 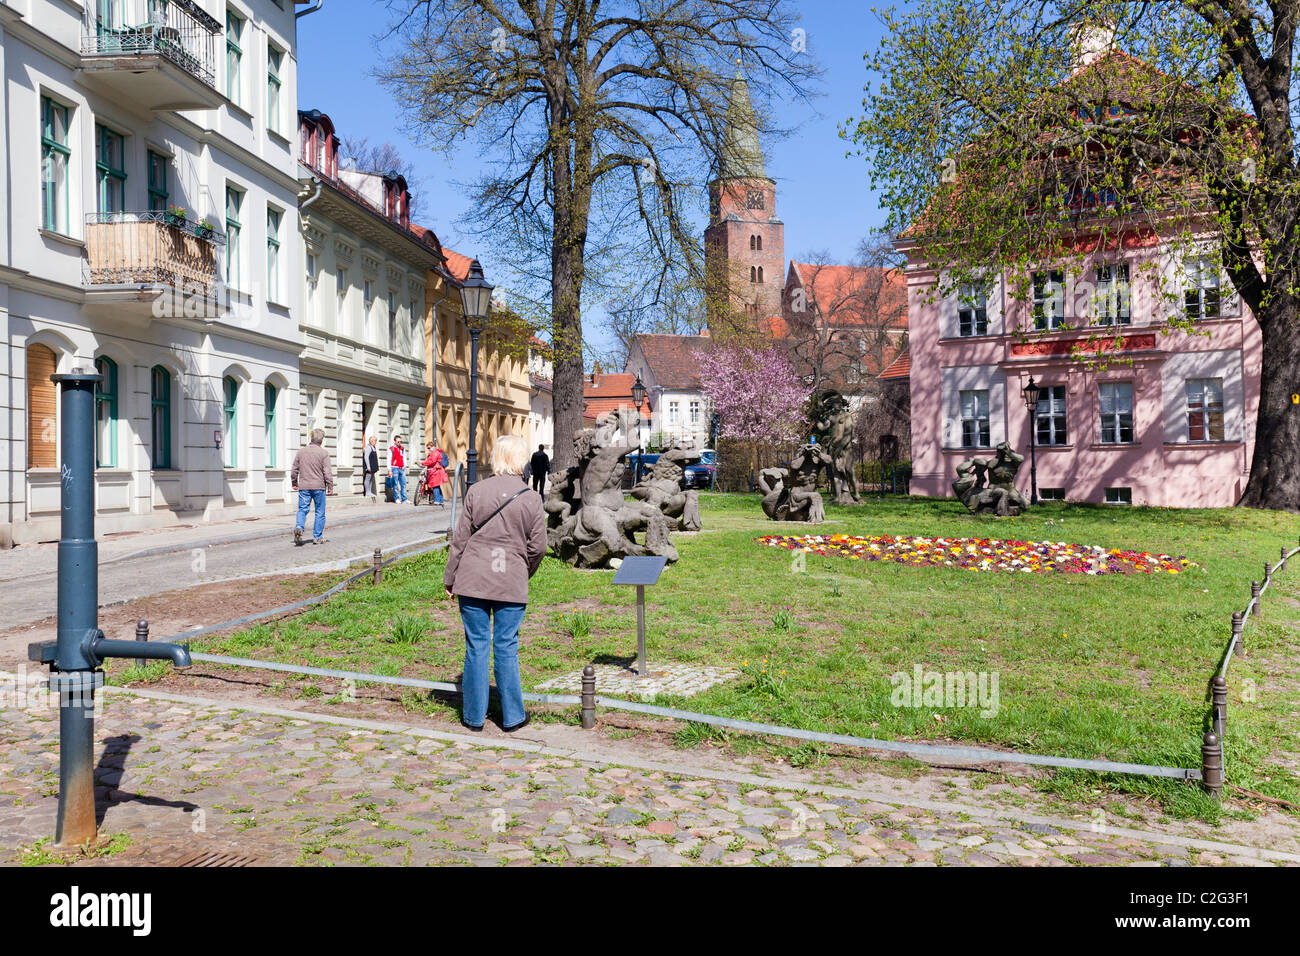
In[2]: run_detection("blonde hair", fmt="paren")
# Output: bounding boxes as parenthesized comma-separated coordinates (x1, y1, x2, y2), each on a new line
(489, 434, 529, 475)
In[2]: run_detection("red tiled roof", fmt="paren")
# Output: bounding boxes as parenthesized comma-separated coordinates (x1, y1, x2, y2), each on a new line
(631, 334, 714, 390)
(878, 349, 911, 381)
(583, 372, 652, 421)
(786, 264, 909, 330)
(441, 248, 474, 282)
(583, 398, 652, 421)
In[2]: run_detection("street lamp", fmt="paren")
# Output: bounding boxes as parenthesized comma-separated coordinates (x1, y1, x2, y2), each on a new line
(631, 374, 647, 483)
(459, 258, 493, 486)
(1021, 376, 1042, 506)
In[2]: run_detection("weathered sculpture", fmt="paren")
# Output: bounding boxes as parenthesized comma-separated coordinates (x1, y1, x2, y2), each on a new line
(630, 440, 702, 532)
(952, 442, 1031, 516)
(758, 441, 832, 523)
(812, 390, 861, 506)
(545, 408, 680, 568)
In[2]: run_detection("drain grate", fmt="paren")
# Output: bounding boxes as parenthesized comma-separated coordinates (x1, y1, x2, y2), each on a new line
(173, 850, 260, 867)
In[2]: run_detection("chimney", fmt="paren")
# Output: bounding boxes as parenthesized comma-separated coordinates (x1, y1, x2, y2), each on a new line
(1070, 19, 1116, 71)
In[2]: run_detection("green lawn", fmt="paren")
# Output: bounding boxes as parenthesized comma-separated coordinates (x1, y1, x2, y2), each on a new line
(162, 493, 1300, 818)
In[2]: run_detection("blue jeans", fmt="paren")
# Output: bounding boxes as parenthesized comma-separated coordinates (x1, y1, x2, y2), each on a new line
(391, 466, 406, 502)
(458, 596, 527, 728)
(433, 484, 444, 504)
(296, 489, 326, 539)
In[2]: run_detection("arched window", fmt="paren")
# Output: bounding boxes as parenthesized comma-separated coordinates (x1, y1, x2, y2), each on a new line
(750, 266, 757, 283)
(264, 383, 278, 469)
(757, 266, 764, 283)
(151, 366, 172, 469)
(27, 344, 58, 469)
(756, 235, 762, 251)
(222, 376, 239, 468)
(749, 235, 756, 251)
(95, 356, 118, 468)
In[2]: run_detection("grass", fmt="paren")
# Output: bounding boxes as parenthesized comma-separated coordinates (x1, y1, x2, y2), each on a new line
(188, 492, 1300, 818)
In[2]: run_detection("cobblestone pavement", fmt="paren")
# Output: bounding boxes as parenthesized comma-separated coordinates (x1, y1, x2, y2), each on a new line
(2, 681, 1294, 867)
(0, 504, 449, 629)
(536, 663, 741, 699)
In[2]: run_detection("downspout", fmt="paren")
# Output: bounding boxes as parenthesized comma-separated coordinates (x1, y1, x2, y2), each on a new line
(427, 273, 452, 446)
(296, 0, 324, 18)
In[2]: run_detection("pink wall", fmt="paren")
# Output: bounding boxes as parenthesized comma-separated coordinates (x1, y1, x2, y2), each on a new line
(904, 245, 1262, 508)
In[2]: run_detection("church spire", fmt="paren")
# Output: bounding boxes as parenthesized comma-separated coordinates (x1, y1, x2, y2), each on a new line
(718, 70, 767, 181)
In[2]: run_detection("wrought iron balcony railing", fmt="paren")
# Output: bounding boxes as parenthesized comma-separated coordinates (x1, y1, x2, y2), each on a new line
(84, 211, 225, 293)
(82, 0, 220, 89)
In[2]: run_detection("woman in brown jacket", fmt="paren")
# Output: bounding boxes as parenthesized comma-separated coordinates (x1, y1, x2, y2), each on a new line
(443, 434, 547, 731)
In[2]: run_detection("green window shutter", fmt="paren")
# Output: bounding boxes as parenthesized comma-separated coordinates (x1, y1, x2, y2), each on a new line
(151, 365, 172, 470)
(95, 356, 119, 468)
(265, 382, 278, 468)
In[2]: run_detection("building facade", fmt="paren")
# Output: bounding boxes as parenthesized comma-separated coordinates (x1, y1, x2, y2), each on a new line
(900, 249, 1262, 507)
(624, 334, 711, 450)
(1, 0, 312, 545)
(527, 336, 553, 455)
(296, 108, 436, 497)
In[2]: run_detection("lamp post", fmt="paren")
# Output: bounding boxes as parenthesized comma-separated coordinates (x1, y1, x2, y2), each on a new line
(631, 374, 646, 483)
(1022, 376, 1042, 506)
(458, 258, 494, 486)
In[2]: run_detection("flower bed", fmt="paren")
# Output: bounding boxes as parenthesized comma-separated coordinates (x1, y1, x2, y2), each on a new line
(757, 534, 1197, 574)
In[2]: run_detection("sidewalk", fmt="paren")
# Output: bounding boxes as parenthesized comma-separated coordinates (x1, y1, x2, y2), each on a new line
(2, 675, 1292, 867)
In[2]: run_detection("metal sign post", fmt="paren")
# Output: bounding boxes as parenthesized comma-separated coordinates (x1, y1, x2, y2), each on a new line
(612, 556, 668, 677)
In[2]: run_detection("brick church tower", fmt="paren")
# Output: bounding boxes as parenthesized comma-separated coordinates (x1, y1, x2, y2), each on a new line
(704, 72, 785, 333)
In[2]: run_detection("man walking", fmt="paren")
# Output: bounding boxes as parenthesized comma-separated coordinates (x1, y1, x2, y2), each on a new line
(363, 435, 380, 503)
(529, 444, 550, 495)
(291, 428, 334, 545)
(389, 432, 408, 503)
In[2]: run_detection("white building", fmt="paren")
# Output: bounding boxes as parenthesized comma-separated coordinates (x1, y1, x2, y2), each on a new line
(526, 336, 553, 455)
(624, 333, 713, 450)
(296, 108, 437, 497)
(0, 0, 317, 545)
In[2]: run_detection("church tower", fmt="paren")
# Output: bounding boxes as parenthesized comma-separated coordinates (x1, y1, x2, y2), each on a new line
(704, 72, 785, 333)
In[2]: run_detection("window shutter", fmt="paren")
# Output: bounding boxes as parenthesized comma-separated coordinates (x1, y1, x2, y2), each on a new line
(27, 345, 58, 469)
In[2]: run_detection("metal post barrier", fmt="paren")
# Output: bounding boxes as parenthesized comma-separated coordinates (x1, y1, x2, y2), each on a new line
(1264, 561, 1272, 583)
(135, 620, 149, 642)
(1201, 732, 1223, 798)
(1282, 546, 1288, 572)
(1232, 611, 1244, 658)
(1211, 676, 1228, 743)
(1251, 580, 1262, 616)
(581, 665, 596, 730)
(373, 547, 383, 585)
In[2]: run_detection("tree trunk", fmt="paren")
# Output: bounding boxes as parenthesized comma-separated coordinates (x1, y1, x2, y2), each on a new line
(1240, 292, 1300, 511)
(551, 235, 584, 473)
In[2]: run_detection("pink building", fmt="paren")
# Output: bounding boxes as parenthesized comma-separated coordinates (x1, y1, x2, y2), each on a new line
(899, 240, 1263, 507)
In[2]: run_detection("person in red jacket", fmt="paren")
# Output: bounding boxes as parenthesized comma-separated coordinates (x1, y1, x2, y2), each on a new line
(422, 442, 447, 506)
(389, 433, 407, 503)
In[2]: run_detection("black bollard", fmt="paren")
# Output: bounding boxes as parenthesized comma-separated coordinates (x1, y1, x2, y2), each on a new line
(373, 547, 383, 585)
(1264, 561, 1271, 583)
(1231, 611, 1244, 658)
(1211, 676, 1228, 742)
(1202, 733, 1223, 798)
(1251, 580, 1262, 617)
(581, 665, 596, 730)
(135, 620, 149, 642)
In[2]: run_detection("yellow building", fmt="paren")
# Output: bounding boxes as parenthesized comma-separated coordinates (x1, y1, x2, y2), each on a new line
(418, 244, 532, 477)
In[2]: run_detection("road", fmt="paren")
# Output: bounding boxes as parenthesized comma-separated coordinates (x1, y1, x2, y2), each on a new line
(0, 505, 452, 629)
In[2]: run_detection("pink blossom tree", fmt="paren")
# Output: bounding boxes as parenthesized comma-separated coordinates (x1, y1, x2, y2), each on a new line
(696, 344, 810, 484)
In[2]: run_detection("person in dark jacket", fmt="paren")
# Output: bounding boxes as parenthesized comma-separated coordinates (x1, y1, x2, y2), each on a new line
(444, 435, 546, 731)
(529, 445, 550, 495)
(363, 436, 380, 503)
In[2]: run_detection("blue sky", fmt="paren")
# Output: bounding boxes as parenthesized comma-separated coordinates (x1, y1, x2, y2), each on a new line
(296, 1, 896, 357)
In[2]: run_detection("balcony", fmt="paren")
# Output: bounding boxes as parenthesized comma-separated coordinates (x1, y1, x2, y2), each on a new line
(84, 212, 225, 311)
(79, 0, 222, 111)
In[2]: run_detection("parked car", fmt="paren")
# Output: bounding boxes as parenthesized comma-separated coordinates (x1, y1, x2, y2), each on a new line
(622, 452, 660, 489)
(682, 449, 717, 490)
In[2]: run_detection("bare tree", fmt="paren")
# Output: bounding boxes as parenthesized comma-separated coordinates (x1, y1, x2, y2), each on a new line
(377, 0, 819, 469)
(340, 135, 425, 216)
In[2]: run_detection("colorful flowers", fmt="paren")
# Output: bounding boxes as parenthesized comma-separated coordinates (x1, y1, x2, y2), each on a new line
(757, 534, 1197, 575)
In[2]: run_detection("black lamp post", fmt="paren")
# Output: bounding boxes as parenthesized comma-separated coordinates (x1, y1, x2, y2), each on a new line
(631, 375, 647, 483)
(1022, 376, 1042, 506)
(459, 258, 493, 486)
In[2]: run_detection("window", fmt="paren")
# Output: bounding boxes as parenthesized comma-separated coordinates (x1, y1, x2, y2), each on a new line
(1185, 258, 1221, 321)
(95, 356, 118, 468)
(1095, 263, 1130, 325)
(387, 292, 397, 347)
(151, 366, 172, 469)
(957, 282, 988, 336)
(27, 344, 58, 469)
(410, 297, 422, 356)
(305, 252, 318, 324)
(959, 390, 990, 448)
(147, 151, 169, 212)
(265, 382, 278, 468)
(222, 377, 239, 467)
(1186, 378, 1225, 442)
(266, 207, 281, 301)
(266, 45, 283, 133)
(1098, 382, 1134, 444)
(335, 394, 350, 467)
(690, 401, 701, 425)
(1039, 487, 1065, 501)
(757, 266, 764, 283)
(1105, 487, 1132, 505)
(95, 126, 126, 213)
(750, 266, 757, 283)
(41, 97, 71, 233)
(749, 234, 762, 251)
(1035, 385, 1067, 446)
(225, 185, 243, 289)
(226, 10, 244, 105)
(1032, 270, 1065, 330)
(336, 267, 347, 298)
(668, 401, 680, 425)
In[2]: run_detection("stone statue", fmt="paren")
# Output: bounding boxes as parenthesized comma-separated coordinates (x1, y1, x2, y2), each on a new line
(544, 408, 680, 568)
(630, 439, 702, 532)
(811, 390, 860, 506)
(952, 441, 1030, 516)
(758, 441, 832, 523)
